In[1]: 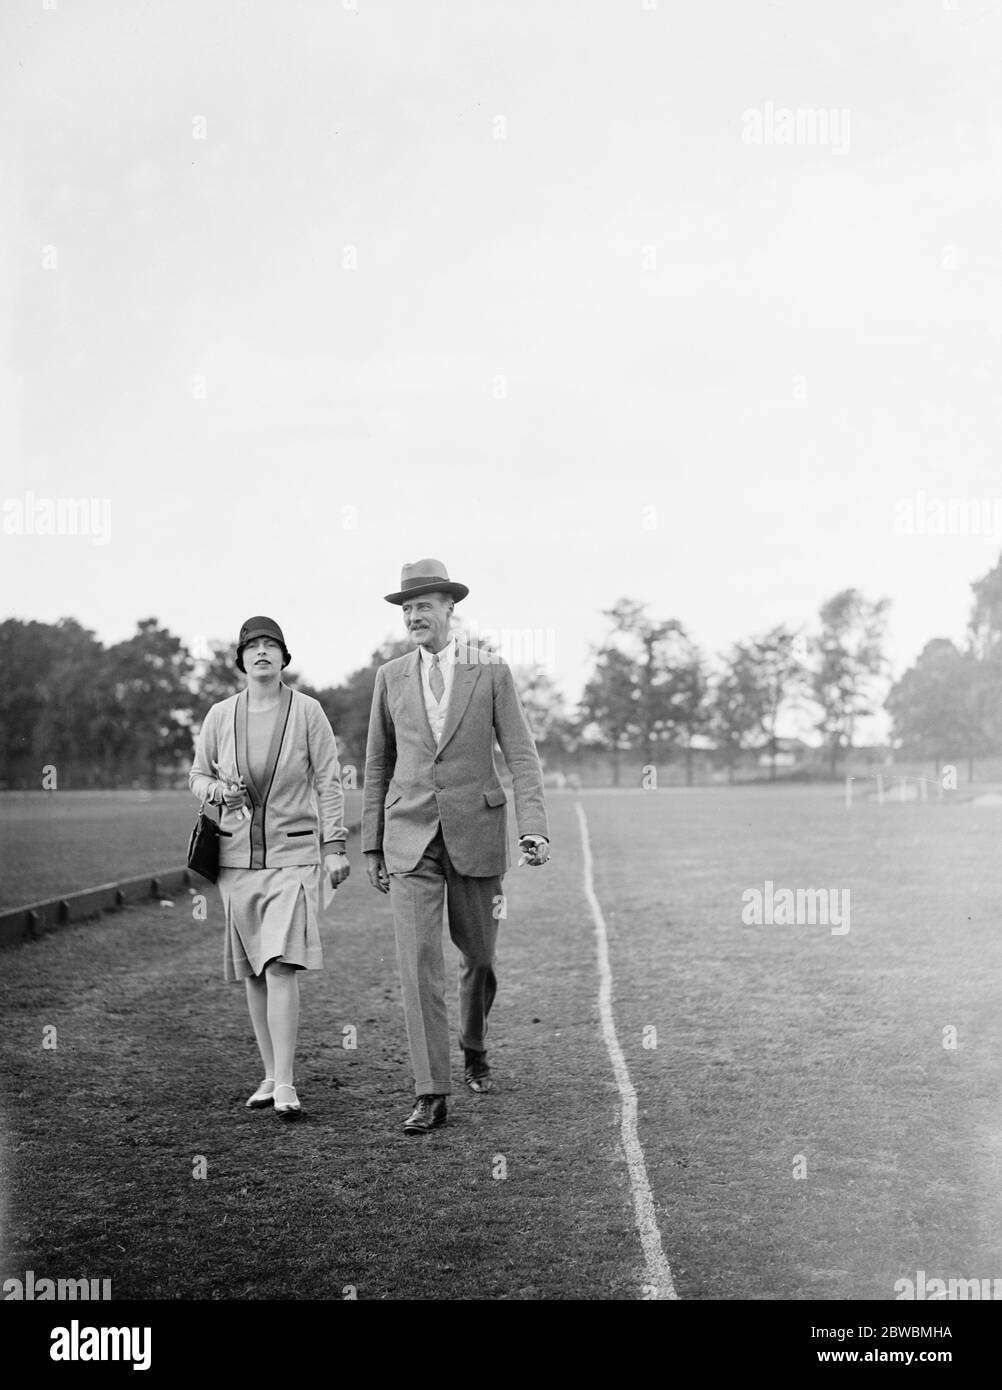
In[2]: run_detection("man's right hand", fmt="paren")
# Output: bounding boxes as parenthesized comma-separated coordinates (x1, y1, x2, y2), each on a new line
(365, 851, 390, 894)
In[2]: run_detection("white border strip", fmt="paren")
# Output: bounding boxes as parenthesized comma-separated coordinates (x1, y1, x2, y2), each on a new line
(576, 800, 679, 1301)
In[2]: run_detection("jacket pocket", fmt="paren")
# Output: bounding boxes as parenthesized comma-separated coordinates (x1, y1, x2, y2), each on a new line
(384, 790, 402, 809)
(218, 829, 233, 838)
(286, 829, 315, 838)
(484, 786, 507, 808)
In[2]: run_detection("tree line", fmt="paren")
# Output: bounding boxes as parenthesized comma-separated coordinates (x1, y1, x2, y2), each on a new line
(0, 619, 410, 789)
(2, 554, 1001, 789)
(575, 552, 1002, 784)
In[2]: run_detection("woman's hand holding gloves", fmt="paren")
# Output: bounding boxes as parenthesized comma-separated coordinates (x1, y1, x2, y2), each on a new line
(211, 761, 251, 820)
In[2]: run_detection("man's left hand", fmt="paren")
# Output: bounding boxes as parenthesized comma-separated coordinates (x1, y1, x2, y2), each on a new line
(324, 853, 351, 889)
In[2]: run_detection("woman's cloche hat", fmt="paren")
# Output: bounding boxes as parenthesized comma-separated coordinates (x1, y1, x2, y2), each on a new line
(236, 615, 292, 672)
(384, 558, 469, 605)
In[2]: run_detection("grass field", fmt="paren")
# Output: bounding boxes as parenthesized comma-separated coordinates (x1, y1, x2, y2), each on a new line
(1, 786, 1001, 1301)
(0, 791, 364, 909)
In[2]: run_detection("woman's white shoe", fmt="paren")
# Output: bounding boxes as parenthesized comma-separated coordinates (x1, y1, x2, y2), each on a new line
(273, 1083, 301, 1119)
(246, 1078, 276, 1109)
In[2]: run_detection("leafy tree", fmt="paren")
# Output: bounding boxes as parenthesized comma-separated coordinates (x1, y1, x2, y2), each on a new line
(579, 644, 639, 785)
(964, 552, 1002, 769)
(105, 619, 195, 787)
(749, 625, 809, 781)
(709, 642, 769, 783)
(33, 619, 107, 786)
(887, 638, 982, 778)
(192, 640, 242, 712)
(968, 553, 1002, 659)
(812, 590, 889, 774)
(603, 599, 679, 766)
(658, 630, 709, 786)
(513, 665, 574, 761)
(0, 619, 60, 785)
(599, 599, 710, 783)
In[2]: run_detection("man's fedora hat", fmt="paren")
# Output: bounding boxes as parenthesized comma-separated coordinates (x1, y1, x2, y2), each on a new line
(236, 615, 292, 672)
(384, 559, 469, 606)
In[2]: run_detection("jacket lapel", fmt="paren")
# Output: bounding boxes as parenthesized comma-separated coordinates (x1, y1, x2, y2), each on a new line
(436, 647, 481, 754)
(404, 649, 437, 753)
(234, 690, 260, 804)
(259, 684, 294, 802)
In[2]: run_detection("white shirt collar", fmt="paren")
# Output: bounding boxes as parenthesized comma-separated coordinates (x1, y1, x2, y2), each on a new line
(419, 637, 457, 669)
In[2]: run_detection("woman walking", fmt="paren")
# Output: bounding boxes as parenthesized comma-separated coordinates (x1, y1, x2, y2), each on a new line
(189, 616, 350, 1118)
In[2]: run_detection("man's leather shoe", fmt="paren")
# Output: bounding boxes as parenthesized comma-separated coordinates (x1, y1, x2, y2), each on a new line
(464, 1048, 493, 1093)
(404, 1094, 447, 1134)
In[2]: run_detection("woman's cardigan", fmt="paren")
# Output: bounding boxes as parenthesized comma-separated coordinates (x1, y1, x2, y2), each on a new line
(189, 685, 348, 870)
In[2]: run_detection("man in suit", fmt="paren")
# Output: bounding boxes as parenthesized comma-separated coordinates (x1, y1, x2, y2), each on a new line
(363, 559, 550, 1134)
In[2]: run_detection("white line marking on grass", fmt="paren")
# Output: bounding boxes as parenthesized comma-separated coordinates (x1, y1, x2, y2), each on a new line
(576, 800, 679, 1301)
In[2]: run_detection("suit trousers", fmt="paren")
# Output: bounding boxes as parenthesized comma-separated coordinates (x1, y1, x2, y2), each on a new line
(389, 825, 502, 1096)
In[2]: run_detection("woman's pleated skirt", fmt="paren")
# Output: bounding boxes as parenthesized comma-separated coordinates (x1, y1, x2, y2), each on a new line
(217, 864, 329, 982)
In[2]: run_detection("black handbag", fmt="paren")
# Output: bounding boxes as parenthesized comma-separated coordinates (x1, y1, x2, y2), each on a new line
(187, 798, 221, 883)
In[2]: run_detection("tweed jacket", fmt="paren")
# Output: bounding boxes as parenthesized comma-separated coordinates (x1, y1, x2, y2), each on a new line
(189, 685, 347, 869)
(362, 643, 548, 877)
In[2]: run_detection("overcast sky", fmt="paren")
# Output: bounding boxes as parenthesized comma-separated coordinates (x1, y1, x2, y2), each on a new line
(2, 1, 1000, 734)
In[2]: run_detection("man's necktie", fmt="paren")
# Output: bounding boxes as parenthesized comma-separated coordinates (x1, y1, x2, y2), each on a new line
(429, 653, 445, 703)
